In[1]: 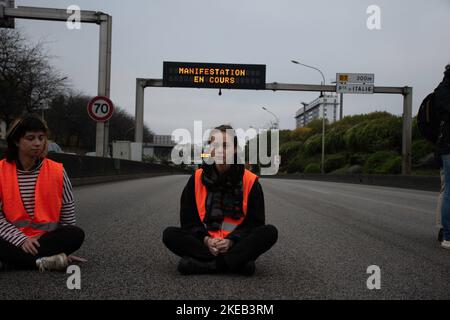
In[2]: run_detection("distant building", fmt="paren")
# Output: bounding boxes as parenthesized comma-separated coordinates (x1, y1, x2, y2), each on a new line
(295, 94, 340, 128)
(142, 134, 176, 159)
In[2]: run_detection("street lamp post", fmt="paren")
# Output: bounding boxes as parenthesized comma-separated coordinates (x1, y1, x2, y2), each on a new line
(291, 60, 326, 173)
(261, 107, 279, 129)
(331, 80, 344, 120)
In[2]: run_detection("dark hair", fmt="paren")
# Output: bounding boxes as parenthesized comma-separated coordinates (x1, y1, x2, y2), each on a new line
(5, 114, 50, 162)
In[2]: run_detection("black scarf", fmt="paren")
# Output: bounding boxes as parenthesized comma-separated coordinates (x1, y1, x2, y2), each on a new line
(201, 163, 245, 231)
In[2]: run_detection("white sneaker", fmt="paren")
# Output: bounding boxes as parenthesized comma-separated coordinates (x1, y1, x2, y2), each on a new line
(441, 240, 450, 250)
(36, 253, 69, 272)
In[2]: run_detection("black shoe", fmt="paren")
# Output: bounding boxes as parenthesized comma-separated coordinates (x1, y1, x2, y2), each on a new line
(177, 257, 217, 275)
(236, 261, 256, 276)
(438, 228, 444, 242)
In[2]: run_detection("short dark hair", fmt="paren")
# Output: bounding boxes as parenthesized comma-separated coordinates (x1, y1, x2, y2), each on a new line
(5, 114, 50, 162)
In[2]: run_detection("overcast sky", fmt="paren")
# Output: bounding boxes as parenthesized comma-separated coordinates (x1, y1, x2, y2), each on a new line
(13, 0, 450, 135)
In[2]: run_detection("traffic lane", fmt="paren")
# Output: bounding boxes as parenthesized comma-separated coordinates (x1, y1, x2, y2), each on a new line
(260, 178, 450, 299)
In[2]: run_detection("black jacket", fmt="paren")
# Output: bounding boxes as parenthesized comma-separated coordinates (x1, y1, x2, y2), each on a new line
(436, 67, 450, 155)
(179, 172, 265, 242)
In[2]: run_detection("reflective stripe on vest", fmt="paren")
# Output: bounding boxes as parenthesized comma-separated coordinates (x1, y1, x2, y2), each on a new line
(12, 220, 60, 232)
(221, 221, 239, 233)
(194, 168, 258, 239)
(0, 158, 64, 238)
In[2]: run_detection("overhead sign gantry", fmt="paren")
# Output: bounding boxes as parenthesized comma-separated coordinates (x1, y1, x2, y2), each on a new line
(135, 62, 413, 175)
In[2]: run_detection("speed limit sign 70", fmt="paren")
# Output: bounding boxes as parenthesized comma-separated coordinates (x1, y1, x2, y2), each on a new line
(87, 96, 114, 122)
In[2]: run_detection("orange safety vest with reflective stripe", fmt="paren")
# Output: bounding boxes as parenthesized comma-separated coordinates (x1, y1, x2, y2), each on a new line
(0, 158, 63, 238)
(194, 168, 258, 239)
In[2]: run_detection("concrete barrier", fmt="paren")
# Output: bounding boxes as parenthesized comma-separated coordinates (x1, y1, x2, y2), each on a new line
(46, 153, 189, 177)
(263, 173, 440, 192)
(47, 153, 192, 186)
(0, 148, 191, 186)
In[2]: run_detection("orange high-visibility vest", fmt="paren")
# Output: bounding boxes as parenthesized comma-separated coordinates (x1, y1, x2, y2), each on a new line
(0, 158, 64, 238)
(194, 168, 258, 239)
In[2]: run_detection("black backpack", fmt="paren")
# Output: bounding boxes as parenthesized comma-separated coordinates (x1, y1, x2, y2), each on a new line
(417, 92, 441, 143)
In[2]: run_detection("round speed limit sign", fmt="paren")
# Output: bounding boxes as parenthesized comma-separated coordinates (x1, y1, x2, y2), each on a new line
(87, 96, 114, 122)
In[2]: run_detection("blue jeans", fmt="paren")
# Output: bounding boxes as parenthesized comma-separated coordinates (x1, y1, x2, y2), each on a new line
(441, 154, 450, 241)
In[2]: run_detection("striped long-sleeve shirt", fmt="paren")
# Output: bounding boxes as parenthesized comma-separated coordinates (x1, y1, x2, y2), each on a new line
(0, 160, 76, 247)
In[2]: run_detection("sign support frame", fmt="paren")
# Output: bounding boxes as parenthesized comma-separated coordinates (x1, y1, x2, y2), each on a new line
(2, 5, 112, 157)
(135, 79, 413, 174)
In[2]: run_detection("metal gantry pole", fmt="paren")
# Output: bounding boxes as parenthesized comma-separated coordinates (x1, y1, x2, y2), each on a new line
(322, 96, 326, 174)
(135, 79, 145, 144)
(97, 13, 112, 157)
(402, 86, 413, 175)
(4, 6, 113, 157)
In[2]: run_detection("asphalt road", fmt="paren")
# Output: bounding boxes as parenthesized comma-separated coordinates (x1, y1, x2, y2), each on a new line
(1, 174, 450, 300)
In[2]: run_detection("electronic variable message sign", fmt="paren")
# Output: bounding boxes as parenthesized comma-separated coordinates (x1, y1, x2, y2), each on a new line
(163, 61, 266, 90)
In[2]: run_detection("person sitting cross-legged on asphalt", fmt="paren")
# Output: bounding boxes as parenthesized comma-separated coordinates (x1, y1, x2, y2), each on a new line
(0, 114, 85, 272)
(163, 124, 278, 276)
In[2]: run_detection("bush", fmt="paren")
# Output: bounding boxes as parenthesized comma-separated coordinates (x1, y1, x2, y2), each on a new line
(411, 139, 434, 164)
(279, 141, 303, 159)
(363, 151, 399, 174)
(325, 127, 346, 154)
(412, 117, 422, 141)
(379, 156, 402, 174)
(305, 119, 326, 135)
(285, 154, 304, 173)
(324, 153, 348, 173)
(143, 155, 157, 164)
(349, 152, 368, 166)
(347, 165, 363, 174)
(279, 129, 294, 145)
(303, 134, 322, 156)
(304, 163, 321, 173)
(290, 127, 312, 142)
(344, 116, 402, 153)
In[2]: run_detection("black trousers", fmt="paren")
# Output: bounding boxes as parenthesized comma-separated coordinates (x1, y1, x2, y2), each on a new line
(162, 225, 278, 271)
(0, 225, 85, 269)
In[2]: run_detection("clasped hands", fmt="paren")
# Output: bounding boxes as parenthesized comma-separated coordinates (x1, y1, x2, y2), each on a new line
(203, 236, 234, 256)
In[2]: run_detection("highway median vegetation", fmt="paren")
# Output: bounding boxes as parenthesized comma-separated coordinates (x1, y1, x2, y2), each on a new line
(273, 112, 438, 176)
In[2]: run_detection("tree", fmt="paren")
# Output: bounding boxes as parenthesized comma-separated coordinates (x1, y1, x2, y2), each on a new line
(0, 29, 67, 126)
(45, 93, 154, 153)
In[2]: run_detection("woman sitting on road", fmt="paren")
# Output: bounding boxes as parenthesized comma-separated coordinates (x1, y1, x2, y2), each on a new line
(163, 124, 278, 276)
(0, 114, 84, 272)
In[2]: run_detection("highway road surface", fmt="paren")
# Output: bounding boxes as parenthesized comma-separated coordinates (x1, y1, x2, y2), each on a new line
(1, 174, 449, 300)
